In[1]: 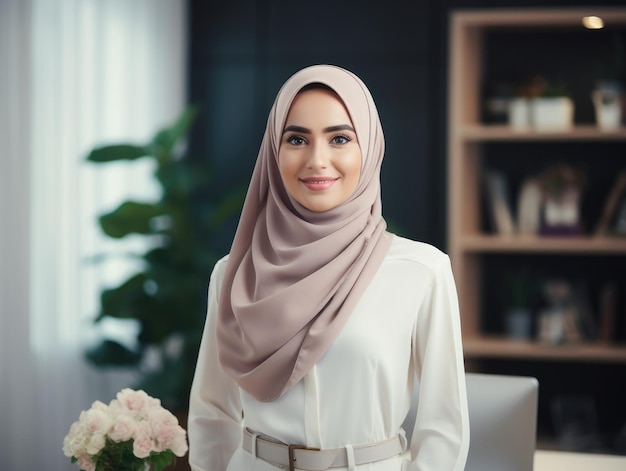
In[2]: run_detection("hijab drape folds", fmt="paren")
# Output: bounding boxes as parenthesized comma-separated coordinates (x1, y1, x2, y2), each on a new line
(216, 64, 393, 401)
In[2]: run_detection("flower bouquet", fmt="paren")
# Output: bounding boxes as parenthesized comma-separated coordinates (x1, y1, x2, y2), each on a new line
(63, 388, 188, 471)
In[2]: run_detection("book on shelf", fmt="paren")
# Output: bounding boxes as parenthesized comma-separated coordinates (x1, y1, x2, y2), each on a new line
(517, 177, 542, 235)
(483, 170, 515, 235)
(594, 170, 626, 236)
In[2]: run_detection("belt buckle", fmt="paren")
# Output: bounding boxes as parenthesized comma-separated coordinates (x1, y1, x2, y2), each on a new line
(288, 444, 319, 471)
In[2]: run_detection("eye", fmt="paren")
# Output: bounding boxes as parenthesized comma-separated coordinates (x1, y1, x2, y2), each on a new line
(285, 134, 306, 146)
(331, 134, 352, 145)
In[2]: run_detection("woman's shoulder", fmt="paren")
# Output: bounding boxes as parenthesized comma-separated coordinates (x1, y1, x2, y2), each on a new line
(385, 233, 450, 270)
(215, 253, 230, 269)
(209, 254, 230, 282)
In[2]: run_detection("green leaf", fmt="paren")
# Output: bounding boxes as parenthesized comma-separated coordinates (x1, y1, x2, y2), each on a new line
(150, 450, 175, 471)
(99, 273, 150, 320)
(99, 201, 164, 238)
(87, 144, 149, 162)
(150, 106, 200, 155)
(154, 164, 191, 198)
(85, 339, 141, 367)
(210, 186, 247, 231)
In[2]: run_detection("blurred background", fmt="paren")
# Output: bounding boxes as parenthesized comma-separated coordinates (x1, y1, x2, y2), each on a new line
(2, 0, 626, 469)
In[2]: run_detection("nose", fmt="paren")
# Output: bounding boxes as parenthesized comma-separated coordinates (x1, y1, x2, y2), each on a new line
(306, 142, 329, 169)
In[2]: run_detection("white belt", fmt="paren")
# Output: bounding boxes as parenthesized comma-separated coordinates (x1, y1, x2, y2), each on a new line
(242, 428, 406, 471)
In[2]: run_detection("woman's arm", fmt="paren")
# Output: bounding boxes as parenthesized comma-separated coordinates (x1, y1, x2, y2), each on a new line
(188, 257, 243, 471)
(408, 254, 470, 471)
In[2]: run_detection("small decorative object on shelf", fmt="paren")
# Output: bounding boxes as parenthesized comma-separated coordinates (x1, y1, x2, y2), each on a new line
(537, 280, 585, 345)
(537, 164, 586, 236)
(63, 389, 188, 471)
(592, 80, 623, 131)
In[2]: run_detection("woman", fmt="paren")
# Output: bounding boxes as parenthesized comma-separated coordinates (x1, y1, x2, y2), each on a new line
(188, 64, 469, 471)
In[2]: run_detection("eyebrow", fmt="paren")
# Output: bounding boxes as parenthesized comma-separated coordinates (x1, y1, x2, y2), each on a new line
(282, 124, 356, 135)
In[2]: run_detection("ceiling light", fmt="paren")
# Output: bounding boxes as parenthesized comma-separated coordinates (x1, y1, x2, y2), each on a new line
(582, 16, 604, 29)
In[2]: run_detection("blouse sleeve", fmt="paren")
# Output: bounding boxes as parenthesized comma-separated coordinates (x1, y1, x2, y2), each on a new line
(188, 258, 243, 471)
(407, 253, 470, 471)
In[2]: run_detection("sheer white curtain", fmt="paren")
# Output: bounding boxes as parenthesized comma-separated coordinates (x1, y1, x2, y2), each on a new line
(0, 0, 187, 469)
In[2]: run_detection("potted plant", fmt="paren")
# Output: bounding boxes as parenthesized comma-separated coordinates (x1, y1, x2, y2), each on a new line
(508, 76, 574, 131)
(85, 107, 245, 412)
(528, 77, 574, 131)
(537, 164, 586, 236)
(504, 267, 534, 340)
(592, 31, 625, 130)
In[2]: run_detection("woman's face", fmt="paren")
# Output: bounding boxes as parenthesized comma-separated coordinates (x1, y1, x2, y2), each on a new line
(278, 88, 362, 212)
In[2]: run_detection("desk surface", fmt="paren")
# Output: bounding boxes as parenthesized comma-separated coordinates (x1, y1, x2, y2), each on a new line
(534, 449, 626, 471)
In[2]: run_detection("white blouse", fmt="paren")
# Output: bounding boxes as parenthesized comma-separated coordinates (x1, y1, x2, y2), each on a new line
(188, 235, 469, 471)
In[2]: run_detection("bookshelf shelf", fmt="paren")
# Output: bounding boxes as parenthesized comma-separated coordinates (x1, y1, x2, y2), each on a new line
(458, 235, 626, 253)
(463, 336, 626, 363)
(459, 125, 626, 142)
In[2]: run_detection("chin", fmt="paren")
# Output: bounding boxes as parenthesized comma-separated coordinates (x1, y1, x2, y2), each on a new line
(301, 201, 336, 213)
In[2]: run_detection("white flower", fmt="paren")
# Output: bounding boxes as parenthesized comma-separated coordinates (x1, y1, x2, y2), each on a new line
(90, 400, 108, 412)
(62, 421, 85, 457)
(169, 431, 189, 457)
(108, 413, 136, 442)
(84, 408, 113, 435)
(132, 421, 155, 459)
(148, 408, 179, 452)
(86, 432, 106, 455)
(116, 388, 151, 412)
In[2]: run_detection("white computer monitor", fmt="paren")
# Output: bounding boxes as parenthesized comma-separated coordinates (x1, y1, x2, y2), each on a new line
(402, 372, 539, 471)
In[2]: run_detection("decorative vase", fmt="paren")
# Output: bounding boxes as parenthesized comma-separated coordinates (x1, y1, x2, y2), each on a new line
(592, 87, 622, 131)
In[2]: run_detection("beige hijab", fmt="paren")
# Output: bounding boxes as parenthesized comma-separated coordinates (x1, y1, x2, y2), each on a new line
(217, 64, 393, 402)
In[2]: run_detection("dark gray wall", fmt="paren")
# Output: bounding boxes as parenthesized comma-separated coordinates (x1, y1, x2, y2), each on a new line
(187, 1, 442, 250)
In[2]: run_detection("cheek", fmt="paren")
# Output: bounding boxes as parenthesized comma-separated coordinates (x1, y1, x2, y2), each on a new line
(278, 150, 297, 186)
(345, 150, 362, 188)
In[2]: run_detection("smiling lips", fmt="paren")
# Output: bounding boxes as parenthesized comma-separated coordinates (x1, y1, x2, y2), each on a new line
(299, 176, 339, 191)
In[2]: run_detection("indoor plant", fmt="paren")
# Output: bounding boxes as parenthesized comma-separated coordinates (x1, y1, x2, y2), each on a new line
(529, 78, 574, 131)
(85, 106, 245, 411)
(508, 76, 574, 131)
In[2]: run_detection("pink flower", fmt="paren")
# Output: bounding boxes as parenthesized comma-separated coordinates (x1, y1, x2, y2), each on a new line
(84, 408, 113, 435)
(90, 400, 108, 412)
(86, 432, 106, 455)
(169, 433, 189, 457)
(132, 422, 155, 459)
(76, 454, 96, 471)
(148, 408, 186, 453)
(116, 388, 150, 412)
(108, 414, 136, 443)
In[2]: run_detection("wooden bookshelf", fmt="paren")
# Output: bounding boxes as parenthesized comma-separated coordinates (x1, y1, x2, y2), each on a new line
(447, 8, 626, 359)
